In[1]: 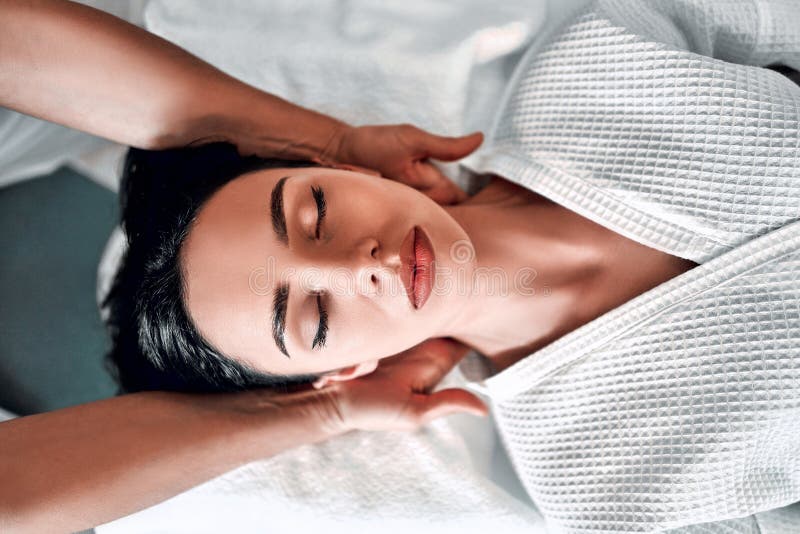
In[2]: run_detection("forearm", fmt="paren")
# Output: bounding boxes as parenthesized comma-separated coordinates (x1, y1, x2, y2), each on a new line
(0, 0, 347, 156)
(0, 388, 343, 533)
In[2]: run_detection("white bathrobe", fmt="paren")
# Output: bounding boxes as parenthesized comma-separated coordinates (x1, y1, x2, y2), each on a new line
(461, 0, 800, 531)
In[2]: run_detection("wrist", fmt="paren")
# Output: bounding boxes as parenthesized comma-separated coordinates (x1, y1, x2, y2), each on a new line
(220, 387, 351, 460)
(314, 121, 353, 166)
(202, 83, 353, 162)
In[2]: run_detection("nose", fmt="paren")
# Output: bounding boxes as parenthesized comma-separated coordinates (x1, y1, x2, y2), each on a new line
(361, 236, 380, 263)
(294, 236, 398, 297)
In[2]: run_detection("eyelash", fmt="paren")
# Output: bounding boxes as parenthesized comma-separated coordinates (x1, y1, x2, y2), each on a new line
(312, 292, 328, 350)
(311, 185, 326, 239)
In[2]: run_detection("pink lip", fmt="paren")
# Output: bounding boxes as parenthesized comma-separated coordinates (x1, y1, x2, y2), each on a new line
(399, 226, 436, 310)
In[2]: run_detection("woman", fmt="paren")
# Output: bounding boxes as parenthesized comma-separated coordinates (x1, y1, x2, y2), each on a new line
(106, 142, 697, 394)
(105, 0, 800, 531)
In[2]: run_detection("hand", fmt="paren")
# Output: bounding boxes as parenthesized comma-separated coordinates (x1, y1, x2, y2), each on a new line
(325, 125, 484, 205)
(320, 338, 489, 433)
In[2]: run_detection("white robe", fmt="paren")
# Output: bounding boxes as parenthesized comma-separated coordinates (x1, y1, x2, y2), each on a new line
(461, 0, 800, 531)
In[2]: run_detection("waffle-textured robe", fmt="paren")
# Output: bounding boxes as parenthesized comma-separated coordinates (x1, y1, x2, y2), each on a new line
(461, 0, 800, 531)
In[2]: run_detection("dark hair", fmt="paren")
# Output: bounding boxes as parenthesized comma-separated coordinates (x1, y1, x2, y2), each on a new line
(104, 142, 323, 394)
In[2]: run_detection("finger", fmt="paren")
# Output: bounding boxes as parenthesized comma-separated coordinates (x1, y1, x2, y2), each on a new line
(397, 337, 468, 362)
(404, 338, 465, 360)
(405, 338, 472, 386)
(423, 337, 472, 366)
(411, 389, 490, 426)
(403, 161, 468, 205)
(312, 376, 328, 389)
(422, 180, 468, 205)
(418, 131, 484, 162)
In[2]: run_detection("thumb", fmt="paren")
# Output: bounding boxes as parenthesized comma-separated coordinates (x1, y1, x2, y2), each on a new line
(422, 179, 469, 205)
(419, 131, 484, 162)
(412, 388, 489, 426)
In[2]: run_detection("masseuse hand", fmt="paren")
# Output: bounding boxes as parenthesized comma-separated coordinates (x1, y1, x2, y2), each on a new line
(326, 126, 484, 205)
(319, 338, 489, 433)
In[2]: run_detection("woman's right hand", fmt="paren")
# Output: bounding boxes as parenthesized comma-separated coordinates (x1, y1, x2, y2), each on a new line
(319, 338, 490, 433)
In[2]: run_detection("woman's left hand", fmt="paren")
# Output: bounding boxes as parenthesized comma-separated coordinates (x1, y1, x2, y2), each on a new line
(324, 125, 484, 205)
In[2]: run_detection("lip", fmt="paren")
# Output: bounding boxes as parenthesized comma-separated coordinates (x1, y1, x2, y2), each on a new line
(399, 226, 436, 310)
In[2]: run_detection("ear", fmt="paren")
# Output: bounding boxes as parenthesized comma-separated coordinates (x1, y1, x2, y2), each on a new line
(312, 359, 379, 390)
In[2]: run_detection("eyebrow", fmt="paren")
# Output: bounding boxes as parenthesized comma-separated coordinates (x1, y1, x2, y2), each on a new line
(271, 176, 290, 246)
(311, 185, 326, 239)
(272, 283, 290, 358)
(312, 294, 328, 350)
(268, 176, 328, 357)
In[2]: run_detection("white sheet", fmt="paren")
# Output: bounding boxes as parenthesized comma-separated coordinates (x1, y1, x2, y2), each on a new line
(143, 0, 546, 137)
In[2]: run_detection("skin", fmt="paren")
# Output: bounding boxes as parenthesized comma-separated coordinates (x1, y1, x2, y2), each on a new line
(445, 178, 699, 371)
(182, 168, 700, 384)
(182, 167, 476, 379)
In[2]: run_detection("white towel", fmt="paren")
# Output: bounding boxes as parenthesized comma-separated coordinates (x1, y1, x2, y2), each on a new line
(96, 404, 546, 534)
(143, 0, 546, 139)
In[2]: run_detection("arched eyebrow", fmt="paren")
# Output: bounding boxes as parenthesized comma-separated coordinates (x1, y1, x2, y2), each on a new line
(271, 176, 291, 246)
(272, 283, 290, 358)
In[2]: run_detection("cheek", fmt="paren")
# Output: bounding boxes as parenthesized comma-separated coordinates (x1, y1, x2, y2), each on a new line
(337, 175, 429, 216)
(329, 300, 427, 361)
(340, 181, 403, 223)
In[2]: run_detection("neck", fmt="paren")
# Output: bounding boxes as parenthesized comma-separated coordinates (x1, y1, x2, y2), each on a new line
(436, 180, 607, 364)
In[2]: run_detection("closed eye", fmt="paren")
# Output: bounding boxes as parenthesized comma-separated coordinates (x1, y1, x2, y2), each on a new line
(311, 185, 326, 239)
(312, 293, 328, 350)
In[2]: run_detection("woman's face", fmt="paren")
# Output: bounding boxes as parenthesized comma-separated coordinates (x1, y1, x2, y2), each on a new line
(180, 167, 474, 377)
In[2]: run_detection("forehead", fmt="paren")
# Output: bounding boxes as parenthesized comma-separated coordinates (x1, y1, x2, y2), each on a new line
(178, 165, 373, 373)
(179, 168, 298, 370)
